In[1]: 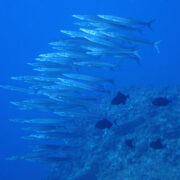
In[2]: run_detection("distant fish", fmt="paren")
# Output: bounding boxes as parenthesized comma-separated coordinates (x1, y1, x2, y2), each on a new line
(10, 118, 75, 125)
(95, 119, 113, 130)
(73, 15, 143, 32)
(0, 85, 35, 94)
(75, 21, 142, 32)
(72, 15, 101, 21)
(7, 154, 72, 163)
(62, 73, 113, 84)
(23, 132, 84, 140)
(55, 111, 101, 120)
(149, 138, 165, 150)
(11, 76, 56, 85)
(152, 97, 170, 107)
(73, 60, 116, 70)
(34, 156, 73, 163)
(98, 15, 156, 30)
(111, 91, 129, 105)
(3, 14, 160, 166)
(22, 125, 66, 133)
(33, 144, 80, 152)
(100, 31, 161, 53)
(57, 77, 108, 93)
(61, 29, 116, 48)
(125, 139, 135, 150)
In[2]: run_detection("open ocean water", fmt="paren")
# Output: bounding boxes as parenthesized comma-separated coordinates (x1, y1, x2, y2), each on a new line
(0, 0, 180, 180)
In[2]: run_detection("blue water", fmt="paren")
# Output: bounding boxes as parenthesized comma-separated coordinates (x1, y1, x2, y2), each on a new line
(0, 0, 180, 179)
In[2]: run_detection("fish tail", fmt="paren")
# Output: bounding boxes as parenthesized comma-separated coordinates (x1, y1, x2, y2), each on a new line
(147, 19, 156, 30)
(154, 40, 162, 54)
(134, 51, 141, 64)
(113, 119, 120, 127)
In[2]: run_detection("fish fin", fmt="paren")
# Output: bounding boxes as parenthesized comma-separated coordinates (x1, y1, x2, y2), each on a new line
(154, 40, 162, 54)
(134, 51, 141, 64)
(147, 19, 156, 30)
(113, 119, 120, 127)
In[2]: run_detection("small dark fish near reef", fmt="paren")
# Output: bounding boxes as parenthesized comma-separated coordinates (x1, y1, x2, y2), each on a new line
(95, 119, 113, 130)
(152, 97, 170, 107)
(150, 138, 165, 150)
(111, 91, 129, 105)
(125, 139, 135, 149)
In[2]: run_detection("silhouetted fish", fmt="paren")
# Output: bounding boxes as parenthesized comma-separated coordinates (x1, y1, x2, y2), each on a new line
(111, 91, 129, 105)
(95, 119, 112, 129)
(125, 139, 134, 149)
(149, 139, 165, 150)
(152, 97, 170, 107)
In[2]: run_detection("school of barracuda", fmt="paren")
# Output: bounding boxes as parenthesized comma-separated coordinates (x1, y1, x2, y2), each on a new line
(1, 15, 159, 163)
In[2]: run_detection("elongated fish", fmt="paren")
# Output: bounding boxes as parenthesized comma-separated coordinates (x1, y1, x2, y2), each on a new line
(0, 85, 35, 94)
(73, 60, 117, 70)
(32, 144, 80, 152)
(98, 15, 156, 30)
(23, 132, 84, 140)
(61, 30, 117, 48)
(101, 31, 161, 53)
(62, 73, 113, 84)
(7, 154, 73, 163)
(11, 76, 57, 85)
(10, 118, 75, 125)
(56, 77, 108, 93)
(73, 15, 143, 32)
(54, 111, 102, 120)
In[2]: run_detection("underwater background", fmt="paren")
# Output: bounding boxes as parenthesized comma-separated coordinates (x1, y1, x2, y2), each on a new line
(0, 0, 180, 180)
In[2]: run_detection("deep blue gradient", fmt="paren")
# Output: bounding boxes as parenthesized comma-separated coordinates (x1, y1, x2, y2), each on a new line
(0, 0, 179, 179)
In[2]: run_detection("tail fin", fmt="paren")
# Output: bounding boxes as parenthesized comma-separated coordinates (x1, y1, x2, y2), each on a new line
(134, 51, 141, 64)
(147, 19, 156, 30)
(154, 40, 162, 54)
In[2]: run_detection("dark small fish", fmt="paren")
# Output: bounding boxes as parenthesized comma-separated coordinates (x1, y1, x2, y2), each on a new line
(150, 139, 165, 150)
(152, 97, 170, 107)
(125, 139, 134, 149)
(111, 91, 129, 105)
(95, 119, 113, 129)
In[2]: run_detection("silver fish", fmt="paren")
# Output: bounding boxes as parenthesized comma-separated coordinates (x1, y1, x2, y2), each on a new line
(11, 76, 56, 85)
(23, 132, 84, 140)
(61, 30, 116, 48)
(56, 77, 105, 92)
(101, 31, 161, 53)
(98, 15, 156, 30)
(10, 118, 75, 125)
(55, 111, 101, 120)
(73, 60, 117, 69)
(72, 15, 101, 22)
(62, 73, 113, 84)
(32, 144, 80, 152)
(0, 85, 35, 94)
(22, 125, 66, 133)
